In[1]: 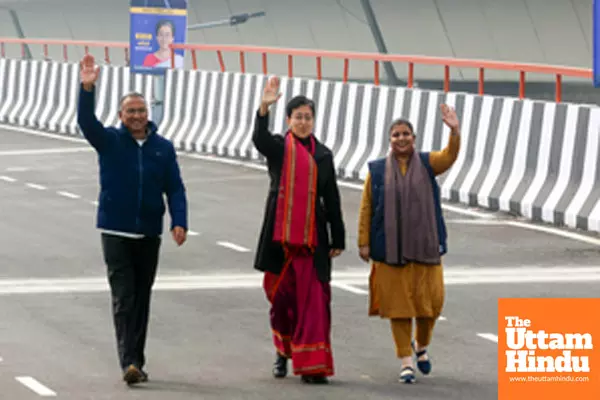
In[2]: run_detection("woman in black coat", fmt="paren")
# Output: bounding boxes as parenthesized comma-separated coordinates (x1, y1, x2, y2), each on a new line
(252, 76, 345, 384)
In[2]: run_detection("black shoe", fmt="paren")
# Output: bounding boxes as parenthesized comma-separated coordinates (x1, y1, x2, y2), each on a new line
(122, 364, 143, 385)
(301, 375, 329, 384)
(272, 354, 288, 378)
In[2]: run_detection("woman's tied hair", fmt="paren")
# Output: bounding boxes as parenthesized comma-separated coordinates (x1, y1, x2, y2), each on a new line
(388, 118, 415, 136)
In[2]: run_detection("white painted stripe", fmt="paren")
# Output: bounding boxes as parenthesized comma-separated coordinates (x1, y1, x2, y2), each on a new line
(217, 241, 250, 252)
(344, 83, 373, 178)
(16, 377, 57, 397)
(0, 356, 3, 362)
(17, 61, 38, 126)
(0, 60, 17, 121)
(541, 104, 579, 223)
(325, 83, 343, 151)
(226, 72, 253, 157)
(589, 201, 600, 232)
(459, 96, 494, 204)
(498, 100, 533, 212)
(38, 63, 59, 130)
(420, 91, 438, 152)
(445, 219, 505, 225)
(564, 108, 600, 228)
(29, 62, 49, 128)
(477, 98, 514, 207)
(26, 183, 46, 190)
(216, 73, 242, 156)
(57, 191, 80, 199)
(0, 175, 16, 182)
(0, 124, 86, 143)
(438, 316, 447, 321)
(505, 221, 600, 247)
(5, 167, 29, 172)
(359, 85, 394, 180)
(1, 266, 600, 295)
(206, 72, 232, 152)
(441, 95, 474, 199)
(194, 72, 220, 150)
(477, 333, 498, 343)
(173, 70, 197, 147)
(8, 59, 28, 124)
(188, 230, 200, 236)
(521, 103, 556, 219)
(331, 282, 369, 295)
(0, 147, 91, 156)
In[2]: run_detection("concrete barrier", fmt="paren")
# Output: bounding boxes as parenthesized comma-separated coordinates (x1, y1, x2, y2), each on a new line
(159, 67, 600, 234)
(1, 59, 598, 234)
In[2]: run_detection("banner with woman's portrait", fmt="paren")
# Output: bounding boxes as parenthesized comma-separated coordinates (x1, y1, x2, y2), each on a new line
(129, 0, 187, 74)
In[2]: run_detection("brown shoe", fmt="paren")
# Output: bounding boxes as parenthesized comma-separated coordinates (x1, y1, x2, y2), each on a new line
(123, 364, 143, 385)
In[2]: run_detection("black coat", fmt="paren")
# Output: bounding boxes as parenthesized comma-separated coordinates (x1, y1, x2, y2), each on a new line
(252, 110, 346, 283)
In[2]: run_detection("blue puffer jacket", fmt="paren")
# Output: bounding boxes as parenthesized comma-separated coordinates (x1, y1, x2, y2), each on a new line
(77, 85, 187, 236)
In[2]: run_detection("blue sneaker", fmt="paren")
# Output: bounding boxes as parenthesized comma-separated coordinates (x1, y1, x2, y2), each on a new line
(411, 341, 432, 375)
(399, 366, 416, 384)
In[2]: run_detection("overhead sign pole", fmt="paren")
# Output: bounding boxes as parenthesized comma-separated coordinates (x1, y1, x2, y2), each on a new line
(595, 0, 600, 87)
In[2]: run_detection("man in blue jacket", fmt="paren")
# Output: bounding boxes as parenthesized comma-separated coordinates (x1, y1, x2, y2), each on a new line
(77, 54, 187, 385)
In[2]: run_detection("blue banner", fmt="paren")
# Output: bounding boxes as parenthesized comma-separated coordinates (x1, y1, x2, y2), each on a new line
(129, 0, 188, 75)
(595, 0, 600, 87)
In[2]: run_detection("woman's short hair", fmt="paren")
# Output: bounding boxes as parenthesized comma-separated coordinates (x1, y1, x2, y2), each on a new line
(286, 95, 315, 118)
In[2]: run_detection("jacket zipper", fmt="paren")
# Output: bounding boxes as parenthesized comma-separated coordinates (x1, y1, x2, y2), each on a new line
(136, 144, 143, 231)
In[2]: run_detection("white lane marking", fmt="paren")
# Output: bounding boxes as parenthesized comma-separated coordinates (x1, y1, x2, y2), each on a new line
(57, 191, 80, 199)
(438, 316, 447, 321)
(2, 266, 600, 295)
(445, 219, 506, 225)
(0, 124, 87, 144)
(188, 230, 200, 236)
(6, 167, 29, 172)
(15, 377, 57, 397)
(506, 220, 600, 247)
(4, 124, 600, 244)
(477, 333, 498, 343)
(217, 241, 250, 252)
(332, 179, 496, 219)
(0, 175, 17, 182)
(0, 147, 92, 156)
(90, 200, 99, 206)
(331, 282, 369, 295)
(26, 183, 46, 190)
(0, 356, 3, 362)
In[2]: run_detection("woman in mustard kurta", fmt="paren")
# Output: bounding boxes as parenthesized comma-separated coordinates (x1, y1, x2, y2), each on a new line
(357, 104, 461, 384)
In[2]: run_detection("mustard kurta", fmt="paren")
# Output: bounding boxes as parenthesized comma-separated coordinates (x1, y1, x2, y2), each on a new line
(358, 134, 460, 319)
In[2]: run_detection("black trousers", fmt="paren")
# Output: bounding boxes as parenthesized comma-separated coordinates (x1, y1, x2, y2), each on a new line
(101, 233, 161, 371)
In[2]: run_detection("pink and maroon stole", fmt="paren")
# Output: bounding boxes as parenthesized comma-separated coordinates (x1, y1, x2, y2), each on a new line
(272, 132, 318, 249)
(263, 132, 334, 377)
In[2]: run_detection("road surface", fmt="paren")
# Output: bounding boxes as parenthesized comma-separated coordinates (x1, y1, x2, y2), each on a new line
(0, 125, 599, 399)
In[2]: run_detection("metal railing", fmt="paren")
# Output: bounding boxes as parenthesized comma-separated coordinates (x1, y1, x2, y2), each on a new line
(0, 37, 593, 103)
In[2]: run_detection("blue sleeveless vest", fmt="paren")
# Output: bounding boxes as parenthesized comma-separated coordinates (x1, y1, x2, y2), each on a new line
(368, 153, 447, 265)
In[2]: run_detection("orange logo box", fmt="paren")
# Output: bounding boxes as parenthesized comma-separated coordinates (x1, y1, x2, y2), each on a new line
(498, 298, 600, 400)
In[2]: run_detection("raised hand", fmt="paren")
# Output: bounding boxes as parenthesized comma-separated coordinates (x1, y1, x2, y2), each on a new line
(79, 54, 100, 89)
(440, 104, 459, 132)
(261, 76, 281, 107)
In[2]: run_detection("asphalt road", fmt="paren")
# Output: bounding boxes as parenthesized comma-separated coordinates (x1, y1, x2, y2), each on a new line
(0, 126, 599, 399)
